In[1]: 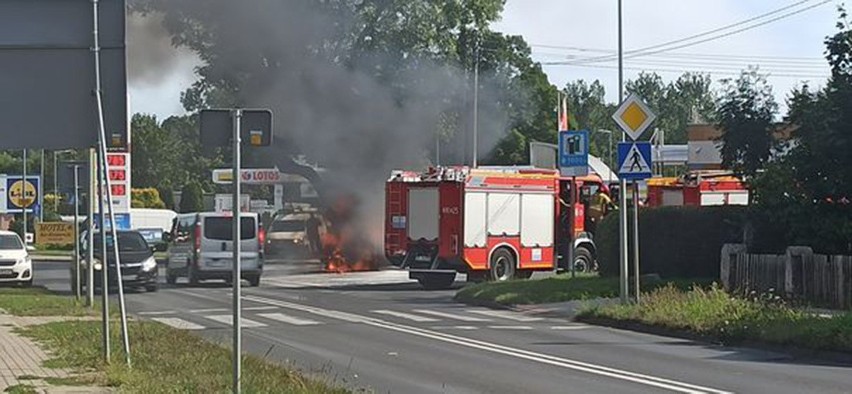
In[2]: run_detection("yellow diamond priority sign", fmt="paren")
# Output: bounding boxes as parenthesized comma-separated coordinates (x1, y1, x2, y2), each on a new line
(612, 93, 656, 141)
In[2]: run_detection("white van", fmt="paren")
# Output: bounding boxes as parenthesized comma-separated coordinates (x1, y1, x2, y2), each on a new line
(166, 212, 264, 286)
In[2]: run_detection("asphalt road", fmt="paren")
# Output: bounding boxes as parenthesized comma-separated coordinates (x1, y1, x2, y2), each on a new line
(33, 259, 852, 394)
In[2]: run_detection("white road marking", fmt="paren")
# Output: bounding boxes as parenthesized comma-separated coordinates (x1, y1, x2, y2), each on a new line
(372, 310, 439, 322)
(151, 317, 205, 330)
(431, 326, 477, 330)
(244, 306, 279, 311)
(137, 311, 176, 316)
(205, 315, 267, 328)
(190, 308, 229, 313)
(257, 313, 321, 326)
(412, 309, 490, 322)
(551, 325, 590, 330)
(466, 309, 543, 322)
(237, 294, 732, 394)
(487, 325, 533, 330)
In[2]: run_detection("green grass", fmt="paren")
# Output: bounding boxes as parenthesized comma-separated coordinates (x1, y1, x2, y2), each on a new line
(4, 384, 36, 394)
(454, 273, 712, 306)
(578, 284, 852, 352)
(30, 249, 72, 257)
(0, 287, 96, 317)
(20, 320, 348, 393)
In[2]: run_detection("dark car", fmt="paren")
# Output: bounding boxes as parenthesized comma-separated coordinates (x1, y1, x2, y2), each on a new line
(137, 228, 168, 252)
(72, 230, 159, 292)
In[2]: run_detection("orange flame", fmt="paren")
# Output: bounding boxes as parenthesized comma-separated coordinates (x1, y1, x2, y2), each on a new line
(320, 195, 379, 273)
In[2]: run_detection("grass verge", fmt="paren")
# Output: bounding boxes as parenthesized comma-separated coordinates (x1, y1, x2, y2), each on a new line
(20, 320, 347, 393)
(578, 284, 852, 353)
(4, 384, 36, 394)
(0, 287, 95, 317)
(454, 273, 711, 306)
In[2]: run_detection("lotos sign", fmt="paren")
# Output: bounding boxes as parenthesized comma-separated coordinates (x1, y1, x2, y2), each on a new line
(212, 168, 301, 185)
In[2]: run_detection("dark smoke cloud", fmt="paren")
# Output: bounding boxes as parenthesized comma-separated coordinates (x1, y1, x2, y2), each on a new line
(136, 1, 515, 241)
(126, 11, 197, 86)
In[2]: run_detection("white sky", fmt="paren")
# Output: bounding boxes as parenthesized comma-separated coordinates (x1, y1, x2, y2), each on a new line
(128, 0, 841, 119)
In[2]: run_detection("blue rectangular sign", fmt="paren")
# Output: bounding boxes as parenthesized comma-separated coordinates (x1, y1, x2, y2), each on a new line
(559, 130, 589, 177)
(6, 176, 41, 213)
(93, 213, 131, 231)
(617, 142, 653, 181)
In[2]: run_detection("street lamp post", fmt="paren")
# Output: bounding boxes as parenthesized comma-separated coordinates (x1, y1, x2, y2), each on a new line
(54, 150, 74, 212)
(596, 129, 614, 183)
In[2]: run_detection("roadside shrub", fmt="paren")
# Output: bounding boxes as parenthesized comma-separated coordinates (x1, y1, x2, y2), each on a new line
(596, 206, 745, 278)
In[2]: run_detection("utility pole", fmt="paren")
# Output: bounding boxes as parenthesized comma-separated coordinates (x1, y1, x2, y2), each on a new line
(617, 0, 629, 304)
(22, 150, 27, 246)
(472, 44, 480, 168)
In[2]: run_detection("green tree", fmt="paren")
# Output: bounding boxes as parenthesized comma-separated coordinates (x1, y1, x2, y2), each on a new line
(626, 72, 716, 144)
(179, 182, 204, 213)
(716, 69, 778, 178)
(131, 188, 167, 209)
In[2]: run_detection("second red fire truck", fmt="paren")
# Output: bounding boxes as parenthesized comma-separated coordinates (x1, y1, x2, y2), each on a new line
(385, 166, 609, 289)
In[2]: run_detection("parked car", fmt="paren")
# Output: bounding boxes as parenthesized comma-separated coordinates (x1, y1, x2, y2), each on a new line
(0, 231, 32, 286)
(266, 212, 324, 259)
(72, 230, 159, 292)
(166, 212, 264, 286)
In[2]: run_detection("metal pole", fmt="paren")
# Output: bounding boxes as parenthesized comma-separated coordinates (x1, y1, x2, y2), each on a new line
(39, 150, 44, 222)
(609, 132, 614, 183)
(87, 149, 95, 307)
(53, 152, 58, 213)
(232, 109, 243, 394)
(73, 165, 80, 301)
(97, 150, 109, 363)
(568, 177, 576, 278)
(633, 182, 641, 303)
(23, 150, 27, 246)
(92, 0, 130, 367)
(472, 47, 479, 168)
(617, 0, 629, 304)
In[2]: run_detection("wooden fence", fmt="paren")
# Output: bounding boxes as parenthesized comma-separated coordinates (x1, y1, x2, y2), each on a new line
(721, 244, 852, 309)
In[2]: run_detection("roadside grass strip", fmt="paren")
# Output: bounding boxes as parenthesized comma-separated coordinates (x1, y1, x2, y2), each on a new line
(578, 284, 852, 353)
(455, 273, 712, 306)
(0, 287, 96, 317)
(19, 320, 348, 393)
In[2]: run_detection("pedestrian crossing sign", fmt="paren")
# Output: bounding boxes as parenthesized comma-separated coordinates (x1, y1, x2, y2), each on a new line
(617, 142, 652, 180)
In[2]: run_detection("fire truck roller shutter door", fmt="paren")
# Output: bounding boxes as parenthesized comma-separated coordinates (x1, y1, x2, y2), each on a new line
(408, 188, 440, 241)
(520, 194, 554, 247)
(487, 193, 520, 237)
(464, 192, 487, 247)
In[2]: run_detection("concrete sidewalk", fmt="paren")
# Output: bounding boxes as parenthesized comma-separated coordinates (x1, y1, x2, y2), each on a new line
(0, 314, 107, 393)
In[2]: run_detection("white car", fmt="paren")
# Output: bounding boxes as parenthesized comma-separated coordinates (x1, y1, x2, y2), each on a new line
(0, 231, 33, 286)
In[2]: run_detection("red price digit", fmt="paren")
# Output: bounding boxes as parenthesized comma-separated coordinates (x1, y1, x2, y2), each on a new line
(107, 154, 126, 167)
(111, 184, 126, 196)
(109, 169, 126, 181)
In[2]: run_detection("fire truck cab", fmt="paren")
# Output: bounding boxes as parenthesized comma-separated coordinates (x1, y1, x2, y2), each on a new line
(385, 166, 606, 289)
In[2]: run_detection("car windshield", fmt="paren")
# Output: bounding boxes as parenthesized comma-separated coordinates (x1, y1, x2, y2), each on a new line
(271, 220, 305, 232)
(92, 232, 149, 252)
(0, 234, 23, 250)
(204, 217, 256, 240)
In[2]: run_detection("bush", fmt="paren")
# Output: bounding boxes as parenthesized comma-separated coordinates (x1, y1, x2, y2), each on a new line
(596, 206, 746, 279)
(131, 188, 166, 209)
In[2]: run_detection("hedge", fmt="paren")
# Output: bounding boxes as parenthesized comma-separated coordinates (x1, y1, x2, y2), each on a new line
(596, 206, 746, 279)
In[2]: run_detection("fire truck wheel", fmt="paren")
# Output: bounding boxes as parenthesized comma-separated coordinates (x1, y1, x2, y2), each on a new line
(574, 247, 595, 273)
(490, 248, 517, 281)
(417, 273, 456, 290)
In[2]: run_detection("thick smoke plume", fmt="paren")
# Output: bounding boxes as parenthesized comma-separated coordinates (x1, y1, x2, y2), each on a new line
(126, 11, 197, 86)
(134, 1, 516, 244)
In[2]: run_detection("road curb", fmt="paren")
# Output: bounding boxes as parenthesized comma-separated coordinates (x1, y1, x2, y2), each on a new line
(453, 296, 515, 311)
(31, 255, 72, 262)
(576, 315, 852, 365)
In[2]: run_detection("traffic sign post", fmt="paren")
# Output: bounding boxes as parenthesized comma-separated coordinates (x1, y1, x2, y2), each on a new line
(200, 108, 273, 394)
(612, 94, 656, 304)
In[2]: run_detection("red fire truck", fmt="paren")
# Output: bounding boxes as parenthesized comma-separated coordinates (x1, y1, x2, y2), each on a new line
(646, 172, 749, 207)
(385, 166, 608, 289)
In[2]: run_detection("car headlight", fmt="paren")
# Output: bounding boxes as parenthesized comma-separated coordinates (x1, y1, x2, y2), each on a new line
(93, 260, 103, 271)
(18, 256, 31, 265)
(141, 257, 157, 272)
